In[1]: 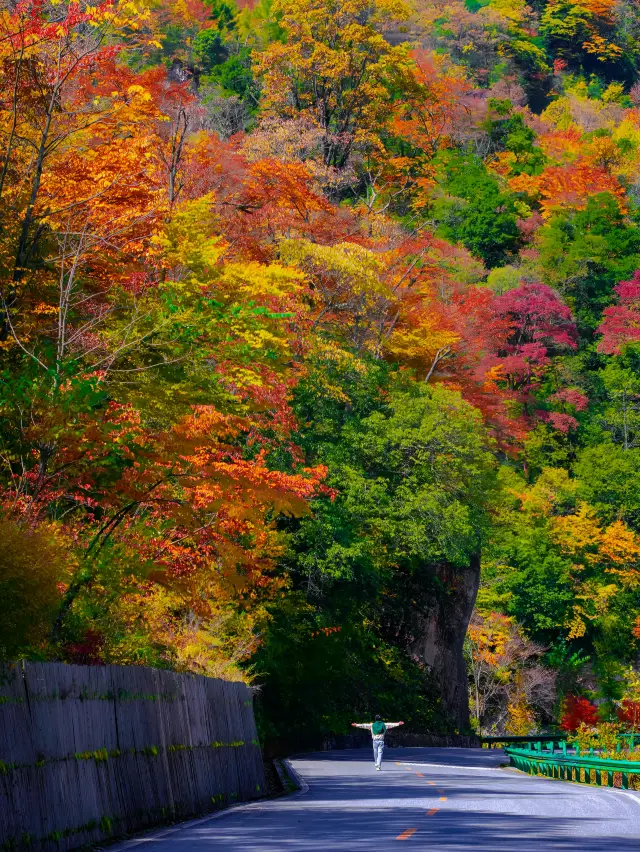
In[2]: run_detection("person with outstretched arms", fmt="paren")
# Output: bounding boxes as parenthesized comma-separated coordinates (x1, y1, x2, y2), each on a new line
(351, 715, 404, 770)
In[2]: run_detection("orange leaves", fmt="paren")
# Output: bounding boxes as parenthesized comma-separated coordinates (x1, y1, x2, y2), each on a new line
(383, 50, 470, 211)
(212, 155, 341, 261)
(550, 504, 640, 589)
(580, 0, 616, 17)
(166, 406, 328, 523)
(511, 161, 625, 217)
(173, 405, 244, 442)
(600, 520, 640, 564)
(468, 609, 553, 734)
(243, 159, 333, 222)
(468, 610, 513, 666)
(537, 128, 583, 164)
(393, 49, 471, 158)
(600, 522, 640, 584)
(310, 625, 341, 638)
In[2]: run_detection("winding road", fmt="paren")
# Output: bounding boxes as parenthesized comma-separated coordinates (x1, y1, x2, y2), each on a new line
(115, 747, 640, 851)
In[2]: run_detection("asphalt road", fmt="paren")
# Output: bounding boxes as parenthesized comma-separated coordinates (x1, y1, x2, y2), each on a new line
(115, 747, 640, 851)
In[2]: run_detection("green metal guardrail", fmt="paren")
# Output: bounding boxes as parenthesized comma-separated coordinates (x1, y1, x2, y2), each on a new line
(503, 737, 640, 790)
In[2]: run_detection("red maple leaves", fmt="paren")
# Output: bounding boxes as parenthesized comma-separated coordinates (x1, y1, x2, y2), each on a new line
(598, 270, 640, 355)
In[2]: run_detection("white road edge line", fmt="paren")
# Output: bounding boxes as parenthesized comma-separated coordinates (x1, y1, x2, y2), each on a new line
(399, 761, 505, 773)
(496, 764, 640, 811)
(615, 790, 640, 809)
(402, 760, 640, 813)
(110, 759, 310, 850)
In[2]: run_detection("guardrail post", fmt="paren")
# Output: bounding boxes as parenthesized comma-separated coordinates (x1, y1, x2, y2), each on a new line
(561, 741, 567, 756)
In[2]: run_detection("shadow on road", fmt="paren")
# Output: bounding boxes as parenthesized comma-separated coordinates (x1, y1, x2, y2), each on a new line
(178, 805, 640, 851)
(115, 748, 640, 852)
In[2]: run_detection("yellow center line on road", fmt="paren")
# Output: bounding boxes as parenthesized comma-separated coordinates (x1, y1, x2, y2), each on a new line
(396, 828, 417, 840)
(439, 796, 447, 802)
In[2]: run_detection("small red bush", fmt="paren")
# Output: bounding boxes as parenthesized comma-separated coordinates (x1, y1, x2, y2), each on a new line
(560, 695, 599, 732)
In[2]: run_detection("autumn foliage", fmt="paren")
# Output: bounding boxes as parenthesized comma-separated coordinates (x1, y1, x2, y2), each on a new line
(2, 0, 640, 737)
(560, 696, 600, 732)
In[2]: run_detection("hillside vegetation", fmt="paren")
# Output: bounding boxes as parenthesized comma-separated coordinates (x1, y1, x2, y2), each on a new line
(2, 0, 640, 739)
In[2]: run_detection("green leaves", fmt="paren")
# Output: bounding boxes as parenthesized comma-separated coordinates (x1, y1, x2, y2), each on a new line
(536, 193, 640, 335)
(434, 151, 521, 267)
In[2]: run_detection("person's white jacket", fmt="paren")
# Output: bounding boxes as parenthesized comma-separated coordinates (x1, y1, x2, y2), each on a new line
(352, 721, 403, 741)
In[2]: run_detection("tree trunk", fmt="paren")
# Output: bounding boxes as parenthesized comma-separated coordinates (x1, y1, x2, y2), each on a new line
(407, 554, 481, 730)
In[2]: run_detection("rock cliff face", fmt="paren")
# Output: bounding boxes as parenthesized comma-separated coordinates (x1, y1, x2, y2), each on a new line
(405, 554, 481, 730)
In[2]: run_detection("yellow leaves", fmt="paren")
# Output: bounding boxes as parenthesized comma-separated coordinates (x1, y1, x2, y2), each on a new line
(223, 261, 305, 301)
(582, 33, 623, 60)
(600, 520, 640, 565)
(0, 519, 77, 654)
(33, 302, 59, 316)
(540, 97, 577, 133)
(549, 503, 640, 634)
(255, 0, 413, 162)
(126, 84, 153, 103)
(279, 237, 390, 306)
(468, 611, 513, 665)
(567, 611, 588, 639)
(86, 0, 153, 32)
(489, 0, 530, 25)
(385, 315, 459, 372)
(153, 193, 226, 275)
(566, 579, 618, 638)
(519, 467, 578, 517)
(600, 521, 640, 586)
(602, 83, 625, 103)
(550, 502, 602, 558)
(110, 584, 260, 680)
(550, 504, 640, 582)
(506, 699, 535, 735)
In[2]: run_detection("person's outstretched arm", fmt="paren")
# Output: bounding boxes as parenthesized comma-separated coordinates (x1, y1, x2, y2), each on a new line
(384, 722, 405, 729)
(351, 722, 373, 730)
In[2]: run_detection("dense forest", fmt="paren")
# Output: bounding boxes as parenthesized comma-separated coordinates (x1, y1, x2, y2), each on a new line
(2, 0, 640, 742)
